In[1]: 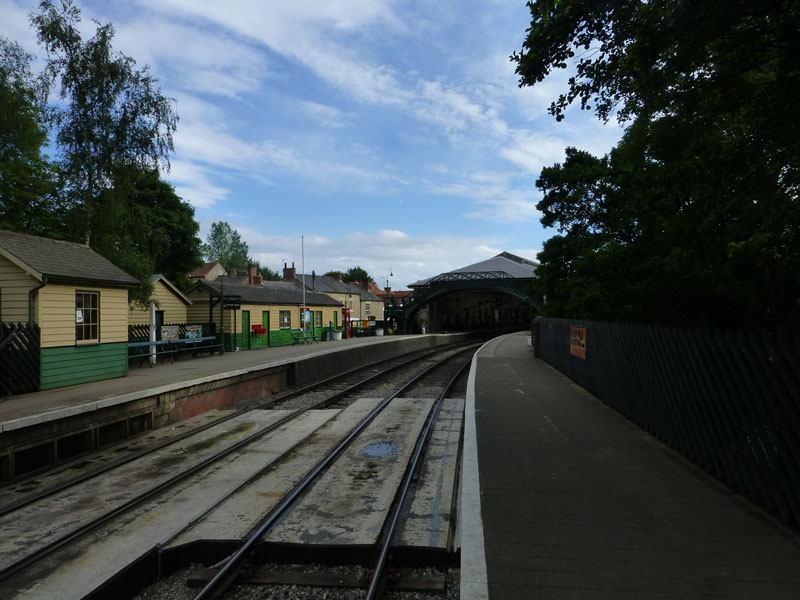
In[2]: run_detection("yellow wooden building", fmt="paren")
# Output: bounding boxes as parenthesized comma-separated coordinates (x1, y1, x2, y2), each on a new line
(0, 229, 139, 390)
(128, 274, 191, 326)
(186, 277, 342, 350)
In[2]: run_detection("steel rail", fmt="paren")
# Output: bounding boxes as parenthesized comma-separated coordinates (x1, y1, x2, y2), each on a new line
(365, 355, 473, 599)
(0, 344, 448, 517)
(0, 345, 463, 584)
(192, 344, 481, 600)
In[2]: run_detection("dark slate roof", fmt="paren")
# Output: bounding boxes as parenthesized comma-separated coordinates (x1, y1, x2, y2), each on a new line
(0, 229, 139, 287)
(451, 252, 538, 278)
(194, 277, 341, 306)
(356, 288, 383, 302)
(408, 251, 538, 287)
(295, 273, 360, 295)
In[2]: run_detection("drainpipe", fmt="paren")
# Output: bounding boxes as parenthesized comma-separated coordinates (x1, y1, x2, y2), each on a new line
(28, 276, 47, 323)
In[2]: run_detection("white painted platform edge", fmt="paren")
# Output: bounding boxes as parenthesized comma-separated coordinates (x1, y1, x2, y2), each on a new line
(460, 340, 490, 600)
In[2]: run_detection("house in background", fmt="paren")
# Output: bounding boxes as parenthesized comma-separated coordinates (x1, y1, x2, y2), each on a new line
(0, 229, 139, 390)
(188, 261, 227, 282)
(128, 274, 192, 327)
(186, 270, 341, 350)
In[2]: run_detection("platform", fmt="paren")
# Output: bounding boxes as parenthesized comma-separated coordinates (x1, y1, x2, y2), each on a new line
(462, 331, 800, 599)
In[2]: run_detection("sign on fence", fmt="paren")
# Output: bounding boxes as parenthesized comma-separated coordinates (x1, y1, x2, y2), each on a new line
(185, 325, 203, 340)
(161, 325, 180, 340)
(570, 326, 587, 359)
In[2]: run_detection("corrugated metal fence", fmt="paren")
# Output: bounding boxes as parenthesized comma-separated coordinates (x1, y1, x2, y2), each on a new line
(534, 317, 800, 526)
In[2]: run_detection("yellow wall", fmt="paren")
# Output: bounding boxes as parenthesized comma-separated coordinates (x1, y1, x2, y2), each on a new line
(361, 298, 384, 321)
(218, 303, 338, 333)
(38, 284, 129, 348)
(0, 254, 38, 322)
(183, 287, 339, 333)
(129, 280, 189, 325)
(321, 290, 361, 319)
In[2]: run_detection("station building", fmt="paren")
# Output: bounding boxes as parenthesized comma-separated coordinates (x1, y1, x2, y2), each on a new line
(128, 274, 192, 326)
(186, 268, 341, 350)
(0, 229, 139, 390)
(403, 251, 539, 333)
(286, 265, 385, 334)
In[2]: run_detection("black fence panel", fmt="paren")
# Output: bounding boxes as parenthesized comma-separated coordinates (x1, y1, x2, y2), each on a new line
(534, 317, 800, 526)
(0, 322, 41, 396)
(128, 322, 217, 343)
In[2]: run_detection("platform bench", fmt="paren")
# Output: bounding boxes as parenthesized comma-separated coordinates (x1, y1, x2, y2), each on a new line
(128, 336, 222, 366)
(290, 329, 317, 345)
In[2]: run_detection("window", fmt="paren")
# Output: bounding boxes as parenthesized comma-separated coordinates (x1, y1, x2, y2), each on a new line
(76, 291, 99, 342)
(279, 310, 291, 329)
(315, 311, 322, 328)
(365, 303, 371, 316)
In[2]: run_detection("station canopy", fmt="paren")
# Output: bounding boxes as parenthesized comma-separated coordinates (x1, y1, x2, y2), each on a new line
(408, 251, 537, 288)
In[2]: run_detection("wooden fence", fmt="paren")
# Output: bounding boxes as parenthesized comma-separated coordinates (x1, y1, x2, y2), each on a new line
(534, 317, 800, 526)
(0, 322, 41, 396)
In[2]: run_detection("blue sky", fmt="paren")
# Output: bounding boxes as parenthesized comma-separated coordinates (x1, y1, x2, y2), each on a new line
(2, 0, 623, 288)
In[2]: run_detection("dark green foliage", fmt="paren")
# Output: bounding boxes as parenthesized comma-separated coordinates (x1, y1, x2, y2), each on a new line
(1, 4, 200, 304)
(341, 266, 374, 284)
(201, 222, 249, 272)
(31, 0, 178, 244)
(91, 166, 203, 303)
(0, 38, 63, 236)
(517, 0, 800, 330)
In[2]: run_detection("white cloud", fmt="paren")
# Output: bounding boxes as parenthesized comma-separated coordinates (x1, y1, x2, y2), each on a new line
(227, 226, 510, 289)
(431, 171, 540, 224)
(296, 101, 349, 129)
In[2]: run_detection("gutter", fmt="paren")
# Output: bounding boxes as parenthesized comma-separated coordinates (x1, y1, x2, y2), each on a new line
(28, 276, 47, 323)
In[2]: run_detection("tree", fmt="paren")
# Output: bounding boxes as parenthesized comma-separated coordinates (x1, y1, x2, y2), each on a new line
(514, 1, 800, 330)
(91, 165, 203, 303)
(201, 222, 249, 272)
(31, 0, 178, 244)
(341, 266, 374, 284)
(0, 37, 62, 236)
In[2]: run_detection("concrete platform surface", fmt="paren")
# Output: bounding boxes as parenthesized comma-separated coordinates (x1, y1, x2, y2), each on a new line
(0, 335, 416, 431)
(463, 332, 800, 600)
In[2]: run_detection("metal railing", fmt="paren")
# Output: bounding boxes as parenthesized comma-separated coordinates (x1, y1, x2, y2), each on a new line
(534, 317, 800, 526)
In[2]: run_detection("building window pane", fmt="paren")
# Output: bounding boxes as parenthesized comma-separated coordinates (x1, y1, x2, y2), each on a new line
(279, 310, 291, 329)
(315, 311, 322, 328)
(76, 291, 100, 342)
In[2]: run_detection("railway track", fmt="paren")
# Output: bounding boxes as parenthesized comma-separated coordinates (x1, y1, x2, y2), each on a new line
(0, 342, 476, 599)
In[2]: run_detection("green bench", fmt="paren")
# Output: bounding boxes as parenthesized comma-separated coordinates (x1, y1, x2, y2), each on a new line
(290, 329, 317, 345)
(128, 336, 221, 366)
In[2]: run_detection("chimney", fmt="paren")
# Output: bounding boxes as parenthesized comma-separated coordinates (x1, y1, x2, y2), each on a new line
(283, 261, 296, 281)
(248, 265, 257, 285)
(386, 287, 392, 294)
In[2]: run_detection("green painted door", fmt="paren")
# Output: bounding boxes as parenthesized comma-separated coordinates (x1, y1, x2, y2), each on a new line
(262, 311, 270, 347)
(242, 310, 251, 349)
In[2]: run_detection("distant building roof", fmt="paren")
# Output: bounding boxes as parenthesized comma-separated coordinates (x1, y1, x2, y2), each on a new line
(295, 273, 363, 296)
(348, 283, 382, 302)
(188, 261, 226, 280)
(408, 251, 538, 287)
(191, 277, 341, 306)
(0, 229, 139, 287)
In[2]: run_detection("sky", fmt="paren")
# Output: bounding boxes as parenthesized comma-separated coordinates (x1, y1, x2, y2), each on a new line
(2, 0, 623, 289)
